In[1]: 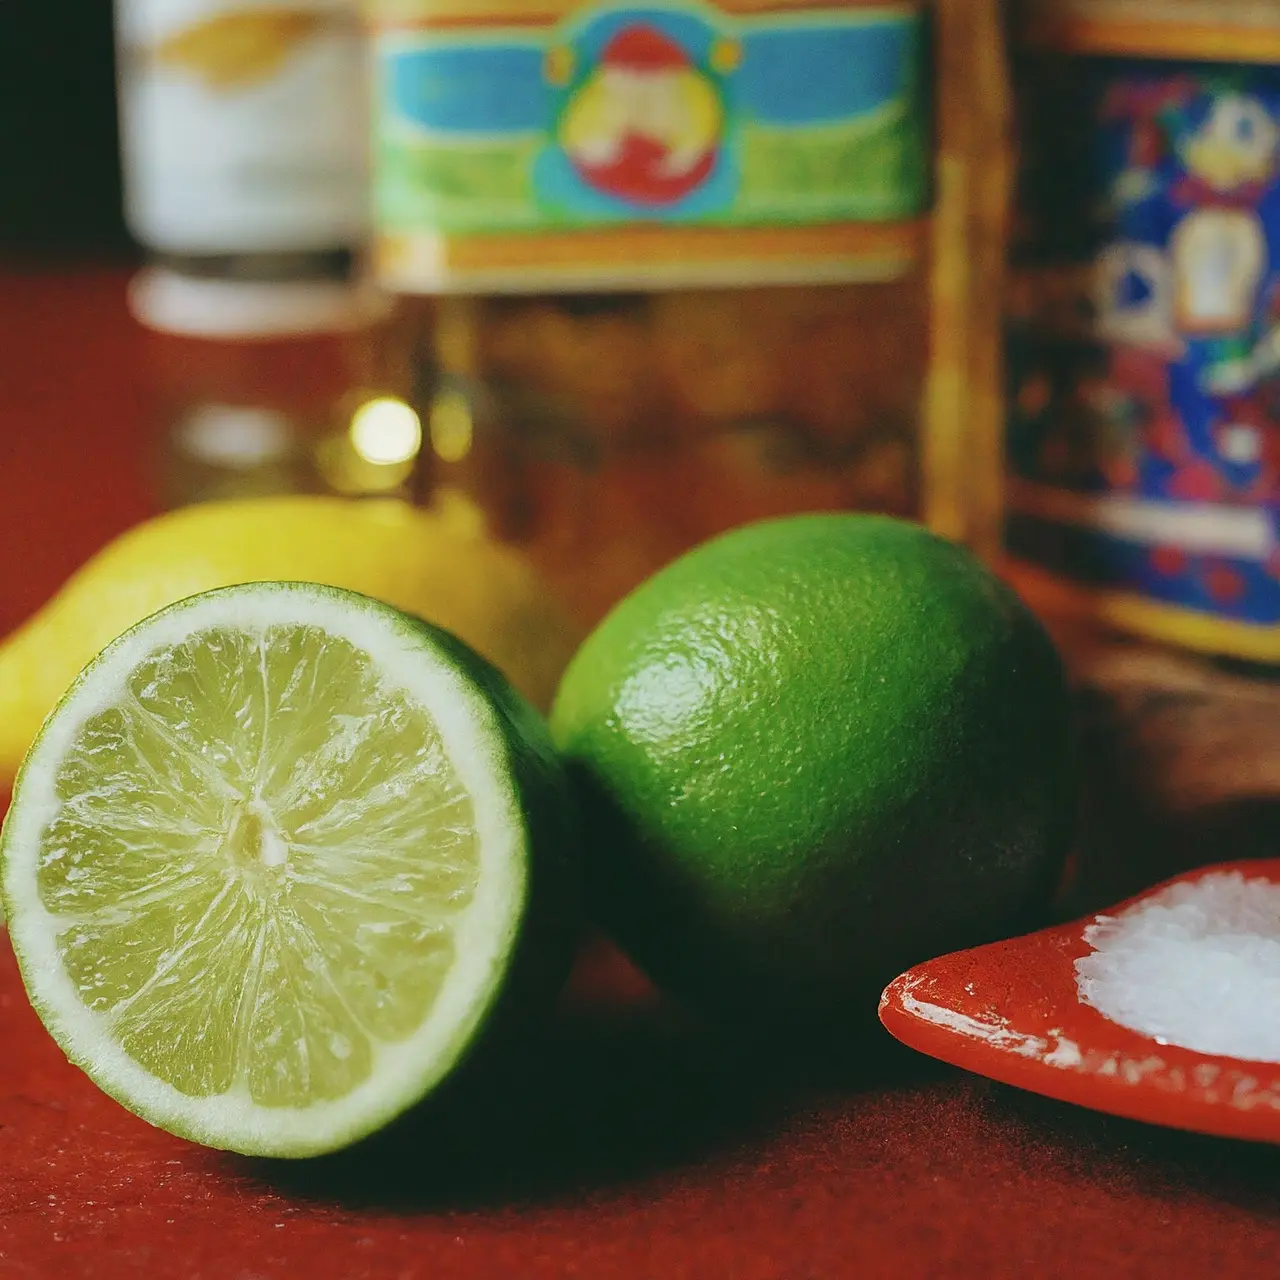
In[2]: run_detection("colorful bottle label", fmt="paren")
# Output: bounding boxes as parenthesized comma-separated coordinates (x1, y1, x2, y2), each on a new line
(1009, 60, 1280, 658)
(115, 0, 370, 255)
(371, 1, 927, 292)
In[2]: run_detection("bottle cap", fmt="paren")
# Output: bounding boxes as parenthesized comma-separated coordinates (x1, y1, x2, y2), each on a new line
(128, 267, 393, 339)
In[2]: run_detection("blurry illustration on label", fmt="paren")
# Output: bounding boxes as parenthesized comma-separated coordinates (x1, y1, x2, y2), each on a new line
(556, 21, 728, 208)
(1008, 62, 1280, 651)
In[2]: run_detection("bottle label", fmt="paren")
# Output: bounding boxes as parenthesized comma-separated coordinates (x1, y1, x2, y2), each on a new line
(1008, 59, 1280, 658)
(371, 1, 927, 292)
(116, 0, 369, 254)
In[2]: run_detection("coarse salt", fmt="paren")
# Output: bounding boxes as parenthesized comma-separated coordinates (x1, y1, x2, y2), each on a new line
(1075, 871, 1280, 1064)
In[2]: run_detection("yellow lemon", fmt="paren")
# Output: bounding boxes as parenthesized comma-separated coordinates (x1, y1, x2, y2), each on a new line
(0, 497, 579, 787)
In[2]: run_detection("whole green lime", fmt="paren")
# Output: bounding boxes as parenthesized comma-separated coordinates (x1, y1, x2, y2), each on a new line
(550, 513, 1073, 1026)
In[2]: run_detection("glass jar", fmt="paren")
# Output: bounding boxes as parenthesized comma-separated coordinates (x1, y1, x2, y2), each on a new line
(371, 0, 940, 627)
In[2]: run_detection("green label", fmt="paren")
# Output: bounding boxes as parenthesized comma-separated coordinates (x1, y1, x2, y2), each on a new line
(375, 4, 928, 237)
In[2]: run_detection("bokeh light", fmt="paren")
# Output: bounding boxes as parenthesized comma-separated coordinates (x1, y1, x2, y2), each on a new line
(429, 390, 474, 463)
(349, 397, 423, 466)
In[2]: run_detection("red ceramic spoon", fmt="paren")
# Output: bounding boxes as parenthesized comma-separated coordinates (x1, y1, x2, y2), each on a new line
(879, 860, 1280, 1143)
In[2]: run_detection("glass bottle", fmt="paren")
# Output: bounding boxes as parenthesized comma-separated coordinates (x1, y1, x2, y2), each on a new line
(1006, 0, 1280, 914)
(115, 0, 421, 506)
(369, 0, 947, 628)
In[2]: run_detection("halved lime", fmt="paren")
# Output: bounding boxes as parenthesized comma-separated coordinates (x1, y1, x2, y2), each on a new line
(0, 583, 578, 1158)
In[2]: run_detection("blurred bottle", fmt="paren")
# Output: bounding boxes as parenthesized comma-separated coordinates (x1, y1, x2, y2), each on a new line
(131, 267, 427, 507)
(1006, 4, 1280, 911)
(369, 0, 937, 627)
(114, 0, 426, 506)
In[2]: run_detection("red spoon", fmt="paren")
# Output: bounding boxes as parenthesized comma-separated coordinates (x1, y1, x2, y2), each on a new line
(879, 860, 1280, 1143)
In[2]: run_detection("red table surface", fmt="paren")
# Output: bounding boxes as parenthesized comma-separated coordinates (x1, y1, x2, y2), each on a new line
(2, 269, 1279, 1279)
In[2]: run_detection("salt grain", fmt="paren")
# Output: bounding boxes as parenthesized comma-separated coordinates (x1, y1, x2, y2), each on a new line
(1076, 871, 1280, 1063)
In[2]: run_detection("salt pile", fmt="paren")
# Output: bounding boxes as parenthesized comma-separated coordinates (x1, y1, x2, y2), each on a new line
(1076, 871, 1280, 1064)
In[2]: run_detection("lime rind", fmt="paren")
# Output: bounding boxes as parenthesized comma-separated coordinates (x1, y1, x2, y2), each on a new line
(1, 583, 532, 1157)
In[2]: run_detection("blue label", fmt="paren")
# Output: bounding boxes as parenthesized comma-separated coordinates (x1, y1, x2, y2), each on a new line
(1010, 60, 1280, 642)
